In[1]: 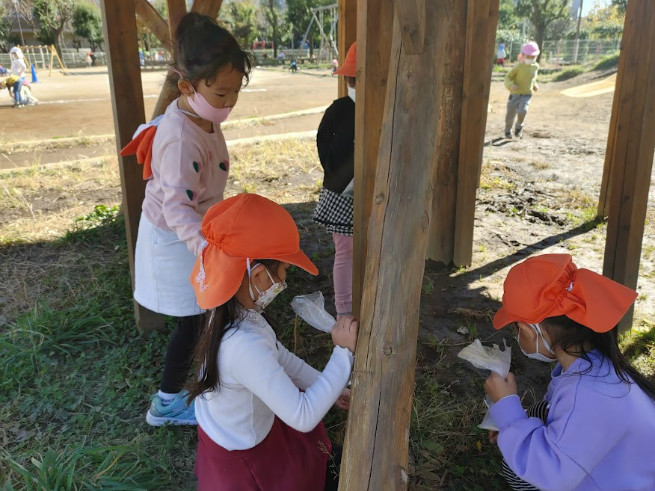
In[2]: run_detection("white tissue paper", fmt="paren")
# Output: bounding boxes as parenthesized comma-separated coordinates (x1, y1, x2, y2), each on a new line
(290, 291, 336, 333)
(457, 338, 512, 432)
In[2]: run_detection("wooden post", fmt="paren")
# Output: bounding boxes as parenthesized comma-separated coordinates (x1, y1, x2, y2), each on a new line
(134, 0, 172, 49)
(351, 0, 393, 315)
(190, 0, 223, 17)
(337, 0, 357, 97)
(426, 0, 467, 262)
(601, 0, 655, 330)
(100, 0, 165, 332)
(452, 0, 499, 267)
(339, 1, 449, 489)
(167, 0, 187, 39)
(425, 0, 499, 265)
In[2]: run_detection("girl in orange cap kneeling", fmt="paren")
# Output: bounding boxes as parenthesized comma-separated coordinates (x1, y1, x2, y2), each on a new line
(187, 193, 357, 491)
(485, 254, 655, 490)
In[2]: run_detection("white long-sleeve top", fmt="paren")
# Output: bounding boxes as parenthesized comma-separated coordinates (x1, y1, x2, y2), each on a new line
(195, 309, 353, 451)
(11, 58, 26, 78)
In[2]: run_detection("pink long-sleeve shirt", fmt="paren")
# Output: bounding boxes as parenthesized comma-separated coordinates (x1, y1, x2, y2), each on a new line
(141, 99, 230, 256)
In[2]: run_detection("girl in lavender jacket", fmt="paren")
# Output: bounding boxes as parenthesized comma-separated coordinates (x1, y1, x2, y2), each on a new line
(486, 254, 655, 490)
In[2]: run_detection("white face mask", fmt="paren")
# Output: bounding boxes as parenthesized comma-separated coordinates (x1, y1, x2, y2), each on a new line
(347, 86, 356, 102)
(517, 323, 556, 363)
(247, 261, 287, 312)
(523, 57, 536, 65)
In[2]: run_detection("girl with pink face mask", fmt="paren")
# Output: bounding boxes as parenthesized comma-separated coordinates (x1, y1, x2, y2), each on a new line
(127, 12, 253, 427)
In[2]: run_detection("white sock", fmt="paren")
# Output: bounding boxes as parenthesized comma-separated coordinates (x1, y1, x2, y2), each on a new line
(158, 390, 178, 403)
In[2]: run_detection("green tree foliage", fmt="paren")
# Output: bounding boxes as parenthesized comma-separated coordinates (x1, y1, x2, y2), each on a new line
(72, 2, 103, 51)
(261, 0, 286, 57)
(584, 3, 624, 39)
(222, 0, 257, 49)
(286, 0, 333, 53)
(33, 0, 76, 56)
(498, 0, 521, 30)
(612, 0, 627, 14)
(515, 0, 570, 59)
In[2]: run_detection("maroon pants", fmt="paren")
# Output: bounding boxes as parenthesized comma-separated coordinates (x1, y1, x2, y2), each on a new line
(196, 417, 331, 490)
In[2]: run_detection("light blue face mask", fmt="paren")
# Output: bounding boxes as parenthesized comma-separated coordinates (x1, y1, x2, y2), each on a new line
(517, 323, 556, 363)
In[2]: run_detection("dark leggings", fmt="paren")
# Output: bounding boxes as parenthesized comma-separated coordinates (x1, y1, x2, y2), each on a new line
(159, 314, 204, 393)
(324, 444, 343, 491)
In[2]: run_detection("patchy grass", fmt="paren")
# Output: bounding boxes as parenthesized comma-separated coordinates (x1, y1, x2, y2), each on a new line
(1, 138, 653, 490)
(593, 53, 620, 71)
(553, 66, 584, 82)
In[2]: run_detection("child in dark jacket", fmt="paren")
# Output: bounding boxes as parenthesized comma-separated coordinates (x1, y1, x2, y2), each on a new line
(313, 42, 356, 317)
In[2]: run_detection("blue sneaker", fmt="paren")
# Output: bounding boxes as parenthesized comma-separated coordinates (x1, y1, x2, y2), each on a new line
(146, 390, 197, 426)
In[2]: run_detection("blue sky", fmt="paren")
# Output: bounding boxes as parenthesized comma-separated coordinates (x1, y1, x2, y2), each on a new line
(582, 0, 612, 16)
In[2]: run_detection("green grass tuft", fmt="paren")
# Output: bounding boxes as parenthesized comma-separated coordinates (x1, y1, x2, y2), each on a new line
(593, 53, 620, 71)
(553, 66, 584, 82)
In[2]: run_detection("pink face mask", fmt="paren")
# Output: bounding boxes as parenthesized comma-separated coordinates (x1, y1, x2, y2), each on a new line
(187, 89, 233, 124)
(168, 65, 233, 125)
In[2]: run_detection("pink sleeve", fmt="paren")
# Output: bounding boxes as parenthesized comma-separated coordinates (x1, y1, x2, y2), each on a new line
(158, 139, 207, 256)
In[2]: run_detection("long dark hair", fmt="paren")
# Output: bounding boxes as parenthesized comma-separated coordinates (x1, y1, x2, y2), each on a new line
(187, 259, 280, 402)
(168, 12, 254, 88)
(542, 315, 655, 400)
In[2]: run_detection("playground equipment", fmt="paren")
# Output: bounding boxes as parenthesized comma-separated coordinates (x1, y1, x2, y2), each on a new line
(300, 4, 338, 62)
(21, 45, 66, 76)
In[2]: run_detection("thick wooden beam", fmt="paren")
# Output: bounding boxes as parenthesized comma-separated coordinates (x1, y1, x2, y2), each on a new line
(337, 0, 357, 97)
(602, 0, 655, 330)
(351, 0, 393, 315)
(394, 0, 425, 54)
(135, 0, 171, 49)
(191, 0, 223, 18)
(452, 0, 499, 266)
(167, 0, 187, 39)
(426, 0, 467, 262)
(100, 0, 166, 332)
(339, 1, 449, 489)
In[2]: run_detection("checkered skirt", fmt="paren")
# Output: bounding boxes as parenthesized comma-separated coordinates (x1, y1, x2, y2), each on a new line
(313, 188, 353, 236)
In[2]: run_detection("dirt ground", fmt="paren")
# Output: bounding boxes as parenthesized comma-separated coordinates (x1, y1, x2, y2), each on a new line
(2, 65, 654, 488)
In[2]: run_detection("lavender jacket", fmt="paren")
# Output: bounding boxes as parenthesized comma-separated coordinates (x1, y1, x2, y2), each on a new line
(490, 350, 655, 490)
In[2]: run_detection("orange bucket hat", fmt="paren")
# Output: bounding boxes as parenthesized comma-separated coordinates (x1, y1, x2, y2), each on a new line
(190, 194, 318, 309)
(493, 254, 637, 333)
(334, 42, 356, 77)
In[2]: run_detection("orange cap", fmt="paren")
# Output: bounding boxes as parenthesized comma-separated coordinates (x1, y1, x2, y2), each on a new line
(191, 194, 318, 309)
(493, 254, 637, 332)
(334, 42, 357, 77)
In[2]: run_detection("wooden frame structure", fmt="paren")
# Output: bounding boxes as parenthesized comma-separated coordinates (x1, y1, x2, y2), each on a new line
(100, 0, 655, 486)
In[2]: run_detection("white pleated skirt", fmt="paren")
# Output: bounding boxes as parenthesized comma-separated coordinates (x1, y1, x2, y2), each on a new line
(134, 213, 204, 317)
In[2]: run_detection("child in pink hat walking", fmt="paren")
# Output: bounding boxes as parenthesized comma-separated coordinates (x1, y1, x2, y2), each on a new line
(504, 41, 540, 139)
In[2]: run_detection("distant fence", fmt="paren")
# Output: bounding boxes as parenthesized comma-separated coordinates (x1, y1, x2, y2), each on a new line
(497, 38, 621, 67)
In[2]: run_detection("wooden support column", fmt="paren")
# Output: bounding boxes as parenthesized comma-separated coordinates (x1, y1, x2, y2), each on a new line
(100, 0, 165, 332)
(426, 0, 499, 265)
(426, 0, 467, 262)
(452, 0, 499, 266)
(191, 0, 223, 17)
(135, 0, 172, 49)
(601, 0, 655, 330)
(167, 0, 187, 39)
(339, 1, 449, 489)
(351, 0, 393, 315)
(337, 0, 357, 97)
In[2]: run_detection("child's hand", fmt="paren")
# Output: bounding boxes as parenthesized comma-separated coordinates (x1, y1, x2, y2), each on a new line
(488, 430, 499, 444)
(331, 315, 357, 352)
(335, 388, 351, 410)
(484, 372, 517, 403)
(511, 84, 519, 91)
